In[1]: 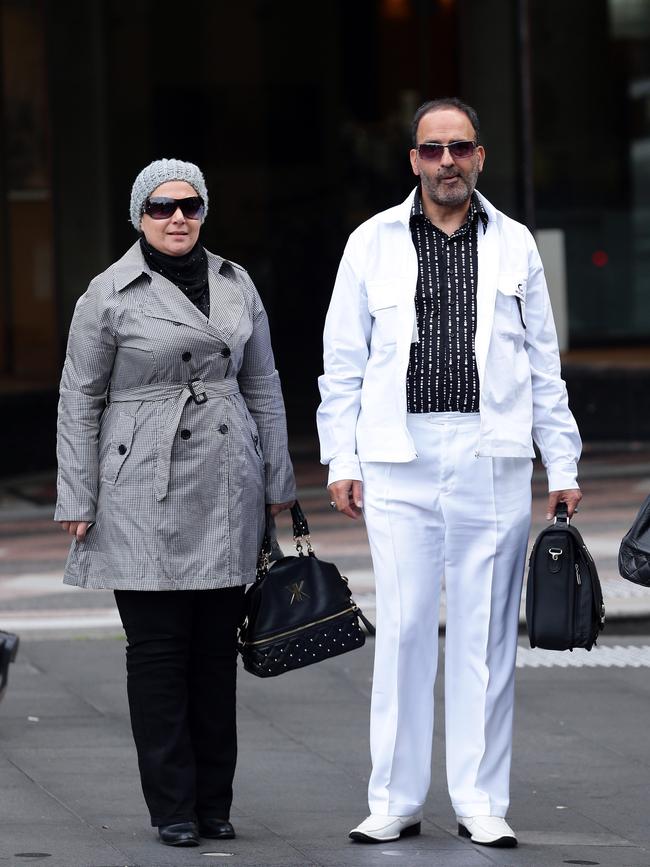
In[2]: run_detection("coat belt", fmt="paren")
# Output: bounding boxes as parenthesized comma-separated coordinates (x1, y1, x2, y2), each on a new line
(108, 377, 241, 502)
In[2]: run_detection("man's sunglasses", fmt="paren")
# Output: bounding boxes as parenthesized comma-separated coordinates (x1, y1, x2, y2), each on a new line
(143, 196, 205, 220)
(416, 140, 477, 162)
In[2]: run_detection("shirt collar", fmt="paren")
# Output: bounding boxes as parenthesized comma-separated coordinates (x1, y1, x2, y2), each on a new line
(410, 188, 489, 234)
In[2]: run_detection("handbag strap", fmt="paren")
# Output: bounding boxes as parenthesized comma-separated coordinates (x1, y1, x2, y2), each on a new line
(257, 500, 313, 577)
(290, 501, 309, 537)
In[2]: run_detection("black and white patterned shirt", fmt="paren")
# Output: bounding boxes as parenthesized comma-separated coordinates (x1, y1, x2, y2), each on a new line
(406, 189, 488, 413)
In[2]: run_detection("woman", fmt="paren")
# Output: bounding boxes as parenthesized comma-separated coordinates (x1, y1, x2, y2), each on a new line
(55, 158, 295, 847)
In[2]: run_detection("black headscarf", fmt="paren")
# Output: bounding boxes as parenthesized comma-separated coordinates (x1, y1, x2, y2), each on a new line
(140, 236, 210, 318)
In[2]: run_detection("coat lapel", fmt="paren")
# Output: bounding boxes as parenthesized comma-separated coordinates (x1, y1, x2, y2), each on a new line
(474, 206, 500, 384)
(141, 250, 245, 345)
(143, 272, 210, 331)
(206, 257, 246, 344)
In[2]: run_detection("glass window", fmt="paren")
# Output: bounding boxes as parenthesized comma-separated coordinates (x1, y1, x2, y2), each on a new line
(0, 0, 58, 384)
(532, 0, 650, 343)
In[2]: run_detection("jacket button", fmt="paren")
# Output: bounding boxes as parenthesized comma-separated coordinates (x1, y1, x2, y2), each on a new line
(221, 347, 231, 358)
(182, 351, 192, 362)
(118, 444, 127, 455)
(180, 429, 191, 440)
(219, 424, 228, 434)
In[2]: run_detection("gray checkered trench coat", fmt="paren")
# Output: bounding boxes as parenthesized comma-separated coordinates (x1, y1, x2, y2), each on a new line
(55, 242, 296, 590)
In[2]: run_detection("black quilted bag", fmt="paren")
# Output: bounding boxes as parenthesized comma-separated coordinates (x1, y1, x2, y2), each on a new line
(526, 503, 605, 651)
(238, 502, 375, 677)
(618, 494, 650, 587)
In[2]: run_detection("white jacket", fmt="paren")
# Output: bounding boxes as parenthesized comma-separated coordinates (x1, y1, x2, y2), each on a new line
(317, 189, 581, 491)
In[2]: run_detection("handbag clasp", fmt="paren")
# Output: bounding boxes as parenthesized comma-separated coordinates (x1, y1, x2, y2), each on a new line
(548, 547, 563, 561)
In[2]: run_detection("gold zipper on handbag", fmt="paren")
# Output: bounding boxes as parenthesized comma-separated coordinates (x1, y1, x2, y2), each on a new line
(243, 605, 359, 647)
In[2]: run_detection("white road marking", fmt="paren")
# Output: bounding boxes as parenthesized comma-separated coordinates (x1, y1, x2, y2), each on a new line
(517, 644, 650, 668)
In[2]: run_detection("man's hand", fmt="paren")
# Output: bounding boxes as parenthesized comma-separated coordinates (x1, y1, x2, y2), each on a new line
(546, 489, 582, 521)
(59, 521, 91, 542)
(268, 500, 295, 516)
(328, 479, 363, 520)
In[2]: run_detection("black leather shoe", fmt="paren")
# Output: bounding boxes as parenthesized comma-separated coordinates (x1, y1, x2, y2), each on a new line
(158, 821, 200, 846)
(198, 818, 236, 839)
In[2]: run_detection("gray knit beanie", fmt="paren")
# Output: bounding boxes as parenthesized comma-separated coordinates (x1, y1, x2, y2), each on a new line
(129, 158, 209, 230)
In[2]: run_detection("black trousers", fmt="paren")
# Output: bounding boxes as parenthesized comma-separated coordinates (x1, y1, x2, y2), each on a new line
(114, 587, 245, 826)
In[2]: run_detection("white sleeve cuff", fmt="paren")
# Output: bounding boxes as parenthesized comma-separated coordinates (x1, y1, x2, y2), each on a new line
(326, 455, 363, 486)
(547, 463, 579, 492)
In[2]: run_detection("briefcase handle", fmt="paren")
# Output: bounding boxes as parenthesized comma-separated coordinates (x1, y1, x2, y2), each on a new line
(554, 501, 570, 525)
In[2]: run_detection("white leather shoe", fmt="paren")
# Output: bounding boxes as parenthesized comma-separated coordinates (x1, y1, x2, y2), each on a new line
(349, 812, 423, 843)
(457, 815, 517, 847)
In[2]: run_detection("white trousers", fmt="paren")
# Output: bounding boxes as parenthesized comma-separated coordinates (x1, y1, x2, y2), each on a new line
(361, 412, 532, 818)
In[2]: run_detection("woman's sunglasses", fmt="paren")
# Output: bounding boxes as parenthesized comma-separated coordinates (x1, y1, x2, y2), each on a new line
(416, 140, 477, 162)
(143, 196, 205, 220)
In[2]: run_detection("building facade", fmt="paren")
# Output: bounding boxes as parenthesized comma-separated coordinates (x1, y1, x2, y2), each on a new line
(1, 0, 648, 473)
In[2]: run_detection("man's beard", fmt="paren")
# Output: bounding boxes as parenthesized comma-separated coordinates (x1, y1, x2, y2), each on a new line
(421, 164, 480, 207)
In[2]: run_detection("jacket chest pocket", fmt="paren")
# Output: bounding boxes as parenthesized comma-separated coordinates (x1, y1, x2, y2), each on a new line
(102, 412, 136, 485)
(495, 273, 527, 339)
(367, 281, 399, 348)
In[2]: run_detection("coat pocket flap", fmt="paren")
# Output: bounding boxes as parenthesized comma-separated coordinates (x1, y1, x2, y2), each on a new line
(366, 281, 398, 314)
(497, 273, 527, 300)
(103, 412, 136, 485)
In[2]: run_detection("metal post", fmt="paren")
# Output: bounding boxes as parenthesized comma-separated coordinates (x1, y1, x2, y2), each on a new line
(517, 0, 536, 230)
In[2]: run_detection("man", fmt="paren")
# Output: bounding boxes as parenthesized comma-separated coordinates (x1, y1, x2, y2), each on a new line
(317, 98, 581, 848)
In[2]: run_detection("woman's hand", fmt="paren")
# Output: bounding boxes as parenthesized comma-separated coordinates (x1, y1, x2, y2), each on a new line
(59, 521, 91, 542)
(268, 500, 295, 516)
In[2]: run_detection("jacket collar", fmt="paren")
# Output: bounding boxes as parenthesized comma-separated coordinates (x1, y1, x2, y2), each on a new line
(113, 240, 244, 344)
(376, 186, 497, 228)
(113, 240, 231, 292)
(113, 241, 151, 291)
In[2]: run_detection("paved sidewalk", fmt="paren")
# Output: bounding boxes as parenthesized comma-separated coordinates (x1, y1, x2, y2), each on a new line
(1, 442, 649, 635)
(1, 444, 650, 866)
(1, 632, 650, 866)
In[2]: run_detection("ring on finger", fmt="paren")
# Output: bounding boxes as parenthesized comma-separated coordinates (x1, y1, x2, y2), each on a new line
(329, 500, 337, 510)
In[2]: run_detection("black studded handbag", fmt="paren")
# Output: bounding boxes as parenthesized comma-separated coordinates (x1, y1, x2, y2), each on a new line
(526, 503, 605, 651)
(618, 494, 650, 588)
(238, 502, 375, 677)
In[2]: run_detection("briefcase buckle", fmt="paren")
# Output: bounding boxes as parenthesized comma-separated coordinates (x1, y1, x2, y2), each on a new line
(548, 547, 563, 561)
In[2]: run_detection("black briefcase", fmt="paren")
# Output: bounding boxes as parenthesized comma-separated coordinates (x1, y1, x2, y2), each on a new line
(525, 503, 605, 651)
(238, 502, 374, 677)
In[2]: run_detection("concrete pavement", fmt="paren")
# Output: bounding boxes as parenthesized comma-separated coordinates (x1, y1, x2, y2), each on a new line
(1, 631, 650, 866)
(1, 443, 650, 865)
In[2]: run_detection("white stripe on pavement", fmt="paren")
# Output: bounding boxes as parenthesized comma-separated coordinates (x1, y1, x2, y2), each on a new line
(0, 608, 122, 631)
(517, 644, 650, 668)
